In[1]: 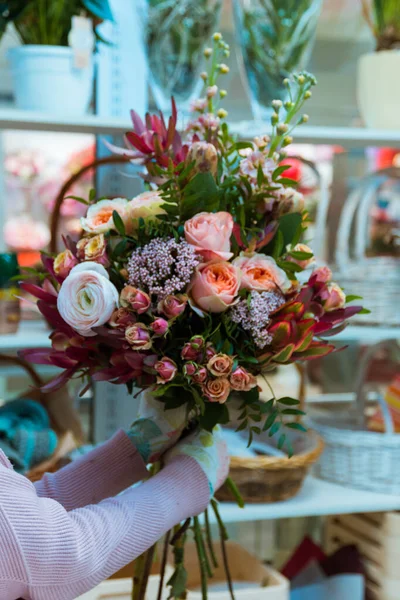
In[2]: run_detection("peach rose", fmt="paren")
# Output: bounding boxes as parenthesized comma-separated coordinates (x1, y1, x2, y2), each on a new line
(207, 353, 233, 377)
(233, 253, 291, 293)
(57, 262, 119, 337)
(287, 243, 315, 269)
(230, 367, 257, 392)
(129, 191, 166, 226)
(53, 249, 78, 279)
(184, 212, 234, 261)
(76, 234, 108, 265)
(324, 283, 346, 312)
(190, 261, 241, 313)
(81, 198, 130, 234)
(203, 378, 231, 404)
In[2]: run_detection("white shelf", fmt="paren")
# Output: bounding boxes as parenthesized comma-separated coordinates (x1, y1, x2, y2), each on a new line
(215, 476, 400, 523)
(1, 108, 400, 148)
(0, 320, 51, 351)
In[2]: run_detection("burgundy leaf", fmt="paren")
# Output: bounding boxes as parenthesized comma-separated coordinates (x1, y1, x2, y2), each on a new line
(41, 367, 77, 393)
(130, 109, 145, 134)
(18, 348, 53, 365)
(20, 282, 57, 304)
(126, 131, 151, 154)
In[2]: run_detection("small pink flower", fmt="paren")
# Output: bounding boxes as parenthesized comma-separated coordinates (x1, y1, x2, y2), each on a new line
(120, 286, 151, 314)
(203, 378, 231, 404)
(190, 335, 204, 349)
(193, 366, 208, 384)
(155, 357, 177, 384)
(205, 343, 217, 361)
(181, 343, 201, 361)
(125, 323, 152, 350)
(207, 85, 218, 98)
(323, 283, 346, 312)
(150, 318, 169, 336)
(158, 294, 187, 319)
(239, 151, 276, 185)
(184, 212, 234, 261)
(230, 367, 258, 392)
(287, 243, 315, 270)
(312, 266, 332, 284)
(109, 307, 136, 329)
(76, 234, 108, 266)
(53, 250, 78, 279)
(233, 253, 291, 293)
(207, 353, 233, 377)
(183, 362, 197, 377)
(190, 261, 241, 313)
(190, 98, 207, 112)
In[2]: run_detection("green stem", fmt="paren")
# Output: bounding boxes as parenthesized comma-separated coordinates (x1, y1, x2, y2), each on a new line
(157, 530, 171, 600)
(211, 501, 235, 600)
(193, 516, 209, 600)
(225, 477, 245, 509)
(204, 508, 218, 569)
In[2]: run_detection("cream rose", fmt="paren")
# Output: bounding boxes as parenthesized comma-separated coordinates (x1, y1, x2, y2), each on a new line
(81, 198, 130, 234)
(57, 262, 118, 336)
(129, 191, 166, 226)
(190, 261, 241, 313)
(233, 253, 291, 293)
(184, 211, 234, 261)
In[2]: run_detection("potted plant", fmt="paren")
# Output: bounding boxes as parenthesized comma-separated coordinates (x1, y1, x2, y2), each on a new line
(358, 0, 400, 128)
(0, 0, 112, 115)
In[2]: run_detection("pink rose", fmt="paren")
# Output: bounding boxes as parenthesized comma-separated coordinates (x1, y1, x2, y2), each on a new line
(158, 294, 187, 319)
(125, 323, 152, 350)
(233, 253, 291, 293)
(109, 307, 136, 329)
(203, 378, 231, 404)
(230, 367, 258, 392)
(53, 249, 78, 279)
(312, 266, 332, 284)
(190, 335, 205, 349)
(205, 343, 217, 361)
(193, 366, 208, 384)
(190, 261, 241, 313)
(150, 318, 169, 336)
(207, 353, 233, 377)
(184, 212, 234, 261)
(120, 286, 151, 314)
(183, 362, 197, 377)
(181, 342, 202, 361)
(155, 357, 177, 384)
(287, 243, 315, 270)
(323, 283, 346, 312)
(57, 262, 118, 337)
(81, 198, 130, 234)
(76, 234, 108, 265)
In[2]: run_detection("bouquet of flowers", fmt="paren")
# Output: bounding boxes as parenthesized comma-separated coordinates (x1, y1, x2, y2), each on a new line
(20, 33, 364, 600)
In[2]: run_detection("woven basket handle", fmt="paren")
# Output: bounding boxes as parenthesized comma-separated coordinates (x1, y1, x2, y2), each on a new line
(355, 339, 400, 431)
(49, 155, 131, 254)
(0, 354, 44, 390)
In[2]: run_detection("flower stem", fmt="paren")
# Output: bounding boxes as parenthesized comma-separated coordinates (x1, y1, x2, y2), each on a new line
(211, 500, 235, 600)
(157, 530, 171, 600)
(204, 508, 218, 569)
(225, 477, 245, 508)
(193, 516, 209, 600)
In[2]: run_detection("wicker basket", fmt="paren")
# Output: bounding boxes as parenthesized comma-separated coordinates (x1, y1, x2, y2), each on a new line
(333, 167, 400, 326)
(0, 354, 84, 481)
(310, 340, 400, 495)
(217, 429, 324, 503)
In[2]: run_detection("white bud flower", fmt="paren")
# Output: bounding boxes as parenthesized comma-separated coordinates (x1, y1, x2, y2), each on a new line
(219, 89, 227, 98)
(301, 114, 309, 123)
(213, 32, 222, 41)
(271, 112, 279, 125)
(204, 47, 212, 58)
(277, 123, 289, 134)
(282, 136, 293, 146)
(304, 90, 312, 99)
(283, 78, 290, 86)
(217, 108, 228, 118)
(272, 99, 283, 110)
(200, 72, 208, 81)
(206, 85, 218, 98)
(298, 74, 305, 85)
(219, 63, 230, 74)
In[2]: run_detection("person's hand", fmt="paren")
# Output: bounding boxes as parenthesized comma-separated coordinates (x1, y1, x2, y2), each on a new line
(165, 426, 230, 498)
(126, 389, 188, 463)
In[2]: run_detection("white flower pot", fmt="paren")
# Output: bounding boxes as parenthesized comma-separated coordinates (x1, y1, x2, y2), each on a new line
(8, 45, 94, 115)
(357, 50, 400, 129)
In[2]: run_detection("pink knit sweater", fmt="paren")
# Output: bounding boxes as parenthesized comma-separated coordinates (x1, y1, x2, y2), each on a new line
(0, 430, 209, 600)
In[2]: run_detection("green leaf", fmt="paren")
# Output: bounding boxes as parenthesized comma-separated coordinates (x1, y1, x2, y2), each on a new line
(199, 402, 229, 432)
(112, 210, 125, 236)
(281, 408, 306, 416)
(191, 387, 205, 415)
(65, 195, 90, 206)
(345, 294, 363, 302)
(89, 188, 96, 202)
(181, 172, 219, 219)
(286, 439, 294, 458)
(272, 230, 284, 259)
(277, 177, 297, 185)
(251, 426, 261, 435)
(242, 387, 260, 404)
(359, 308, 371, 314)
(260, 398, 275, 413)
(167, 564, 188, 598)
(277, 397, 300, 406)
(257, 164, 264, 188)
(269, 421, 281, 437)
(278, 260, 304, 273)
(277, 434, 286, 450)
(112, 239, 127, 257)
(292, 222, 305, 246)
(272, 165, 291, 181)
(164, 396, 188, 409)
(289, 250, 313, 260)
(286, 422, 307, 432)
(263, 409, 278, 431)
(236, 419, 248, 432)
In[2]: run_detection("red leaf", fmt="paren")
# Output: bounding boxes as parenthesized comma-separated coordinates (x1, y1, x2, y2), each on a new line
(18, 348, 53, 365)
(41, 367, 77, 393)
(269, 321, 291, 346)
(20, 282, 57, 304)
(125, 131, 151, 154)
(130, 109, 145, 134)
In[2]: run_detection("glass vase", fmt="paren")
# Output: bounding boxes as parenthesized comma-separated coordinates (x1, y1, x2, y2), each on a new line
(233, 0, 323, 120)
(146, 0, 222, 115)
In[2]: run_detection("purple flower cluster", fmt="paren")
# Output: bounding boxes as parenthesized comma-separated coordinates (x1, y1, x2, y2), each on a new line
(231, 290, 285, 348)
(127, 237, 200, 299)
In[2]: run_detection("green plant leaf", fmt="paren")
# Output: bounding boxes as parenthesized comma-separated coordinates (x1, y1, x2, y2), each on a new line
(263, 409, 278, 431)
(181, 172, 219, 219)
(289, 250, 313, 260)
(286, 422, 307, 432)
(112, 239, 127, 257)
(277, 434, 286, 450)
(272, 229, 284, 259)
(112, 210, 125, 236)
(281, 408, 306, 416)
(277, 397, 300, 406)
(269, 421, 281, 437)
(345, 294, 363, 302)
(199, 402, 229, 432)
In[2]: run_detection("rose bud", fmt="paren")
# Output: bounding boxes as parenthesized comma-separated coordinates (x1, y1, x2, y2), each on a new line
(207, 353, 233, 377)
(158, 294, 187, 319)
(205, 343, 217, 361)
(190, 335, 205, 349)
(312, 266, 332, 284)
(186, 141, 218, 178)
(125, 323, 152, 350)
(53, 249, 78, 279)
(230, 367, 257, 392)
(155, 357, 177, 384)
(203, 377, 230, 404)
(323, 282, 346, 312)
(193, 366, 208, 384)
(76, 234, 108, 265)
(109, 307, 136, 329)
(286, 243, 315, 270)
(150, 317, 169, 336)
(183, 362, 197, 377)
(181, 342, 201, 361)
(120, 286, 151, 314)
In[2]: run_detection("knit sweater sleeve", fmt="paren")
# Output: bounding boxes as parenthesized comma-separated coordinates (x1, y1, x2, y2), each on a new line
(34, 430, 149, 510)
(0, 455, 209, 600)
